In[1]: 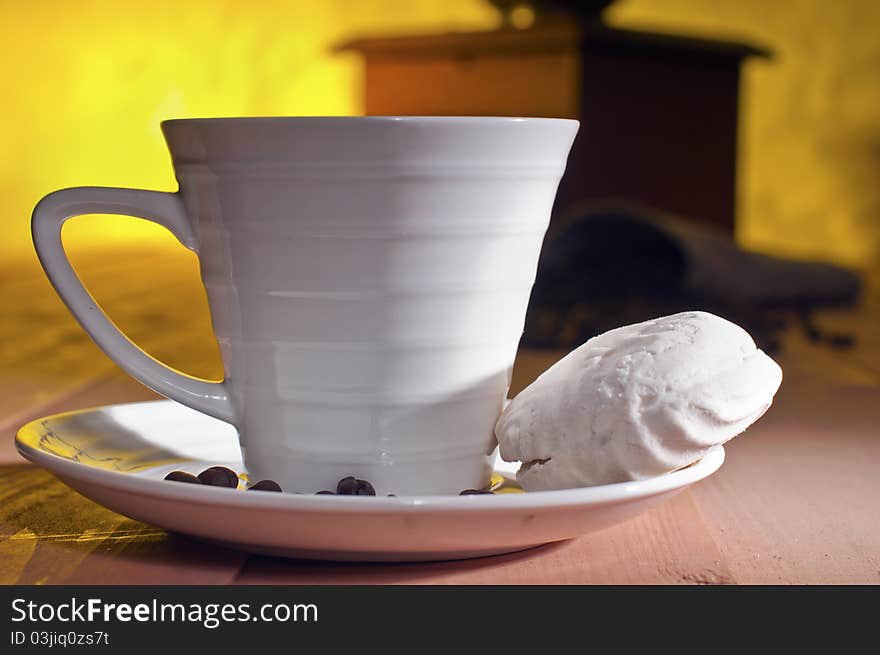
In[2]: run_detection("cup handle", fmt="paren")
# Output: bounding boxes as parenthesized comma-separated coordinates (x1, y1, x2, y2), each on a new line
(31, 186, 234, 423)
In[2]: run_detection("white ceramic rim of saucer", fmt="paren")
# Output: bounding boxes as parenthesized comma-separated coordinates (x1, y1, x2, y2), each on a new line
(15, 400, 725, 512)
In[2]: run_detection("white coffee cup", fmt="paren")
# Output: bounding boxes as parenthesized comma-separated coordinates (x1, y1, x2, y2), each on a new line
(32, 117, 578, 494)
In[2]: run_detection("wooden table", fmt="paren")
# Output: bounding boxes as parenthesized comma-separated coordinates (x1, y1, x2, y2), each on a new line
(2, 247, 878, 584)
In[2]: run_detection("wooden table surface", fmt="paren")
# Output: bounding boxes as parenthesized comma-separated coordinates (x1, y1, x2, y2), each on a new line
(1, 246, 878, 585)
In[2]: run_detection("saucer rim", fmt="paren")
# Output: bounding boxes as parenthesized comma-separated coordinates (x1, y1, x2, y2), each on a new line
(15, 399, 725, 513)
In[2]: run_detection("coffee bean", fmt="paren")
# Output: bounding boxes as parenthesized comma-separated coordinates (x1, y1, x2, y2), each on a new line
(460, 489, 494, 495)
(336, 476, 358, 494)
(164, 471, 201, 484)
(828, 334, 855, 349)
(316, 490, 336, 495)
(197, 466, 239, 488)
(805, 326, 823, 342)
(336, 476, 376, 496)
(248, 479, 282, 492)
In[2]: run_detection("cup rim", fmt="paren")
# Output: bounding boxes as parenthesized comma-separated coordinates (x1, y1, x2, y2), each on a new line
(161, 115, 580, 129)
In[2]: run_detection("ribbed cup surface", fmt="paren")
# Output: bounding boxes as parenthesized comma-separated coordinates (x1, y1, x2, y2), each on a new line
(163, 117, 578, 494)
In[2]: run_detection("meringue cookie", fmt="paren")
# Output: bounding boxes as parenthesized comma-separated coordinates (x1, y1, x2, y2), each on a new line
(497, 311, 782, 490)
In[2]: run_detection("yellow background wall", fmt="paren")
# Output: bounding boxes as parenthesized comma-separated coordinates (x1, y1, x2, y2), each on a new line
(2, 0, 878, 266)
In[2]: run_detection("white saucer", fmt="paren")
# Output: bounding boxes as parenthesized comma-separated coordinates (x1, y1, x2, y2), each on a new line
(16, 400, 724, 561)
